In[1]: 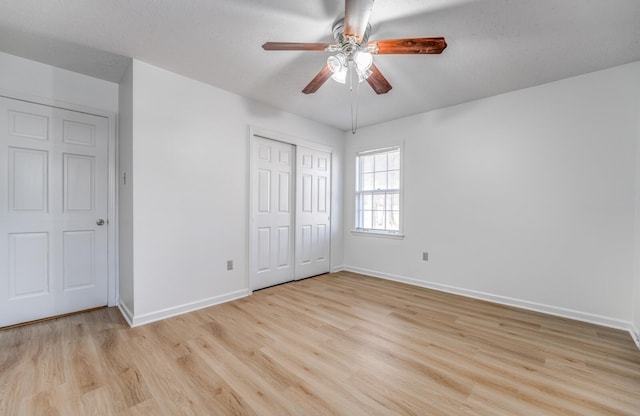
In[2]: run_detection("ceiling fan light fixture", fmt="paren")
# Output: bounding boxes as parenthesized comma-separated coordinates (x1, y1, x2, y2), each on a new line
(327, 49, 372, 85)
(331, 68, 348, 84)
(327, 53, 347, 74)
(354, 50, 373, 73)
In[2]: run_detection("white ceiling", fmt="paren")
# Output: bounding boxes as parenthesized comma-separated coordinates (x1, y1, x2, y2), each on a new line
(0, 0, 638, 131)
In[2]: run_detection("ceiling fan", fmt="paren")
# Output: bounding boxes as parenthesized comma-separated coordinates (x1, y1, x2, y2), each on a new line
(262, 0, 447, 97)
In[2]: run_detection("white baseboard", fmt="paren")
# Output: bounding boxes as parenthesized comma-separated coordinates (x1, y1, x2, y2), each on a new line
(117, 301, 134, 327)
(632, 324, 640, 350)
(343, 266, 633, 332)
(119, 289, 250, 328)
(331, 265, 346, 273)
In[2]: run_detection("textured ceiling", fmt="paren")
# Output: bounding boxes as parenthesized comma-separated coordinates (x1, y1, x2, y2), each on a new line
(0, 0, 639, 131)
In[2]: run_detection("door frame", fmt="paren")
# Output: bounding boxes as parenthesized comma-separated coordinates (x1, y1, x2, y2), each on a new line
(248, 126, 332, 292)
(0, 88, 118, 307)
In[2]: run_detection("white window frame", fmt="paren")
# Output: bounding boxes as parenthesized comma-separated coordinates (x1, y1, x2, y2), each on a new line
(352, 145, 404, 239)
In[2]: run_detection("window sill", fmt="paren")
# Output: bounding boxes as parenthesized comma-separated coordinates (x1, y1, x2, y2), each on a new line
(351, 230, 405, 240)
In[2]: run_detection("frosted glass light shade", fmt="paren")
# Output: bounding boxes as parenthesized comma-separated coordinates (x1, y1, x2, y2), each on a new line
(331, 69, 347, 84)
(327, 50, 373, 85)
(354, 50, 373, 73)
(327, 53, 347, 73)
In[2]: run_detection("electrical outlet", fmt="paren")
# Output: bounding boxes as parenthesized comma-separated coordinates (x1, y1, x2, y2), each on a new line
(226, 260, 233, 271)
(422, 252, 429, 261)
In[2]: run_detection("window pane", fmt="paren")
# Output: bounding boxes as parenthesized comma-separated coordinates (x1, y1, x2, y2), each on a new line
(356, 147, 401, 233)
(374, 172, 387, 190)
(362, 193, 372, 210)
(388, 151, 400, 170)
(362, 155, 374, 173)
(374, 153, 387, 171)
(385, 192, 399, 211)
(363, 173, 374, 191)
(363, 210, 372, 229)
(372, 194, 385, 210)
(388, 170, 399, 189)
(373, 211, 385, 229)
(386, 211, 400, 231)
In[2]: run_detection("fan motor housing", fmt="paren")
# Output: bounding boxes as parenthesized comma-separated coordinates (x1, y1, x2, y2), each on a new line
(332, 18, 371, 46)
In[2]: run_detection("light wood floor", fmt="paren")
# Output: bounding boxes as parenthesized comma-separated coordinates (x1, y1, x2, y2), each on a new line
(1, 272, 639, 415)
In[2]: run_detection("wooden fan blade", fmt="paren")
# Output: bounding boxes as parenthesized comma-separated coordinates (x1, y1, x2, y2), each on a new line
(262, 42, 330, 51)
(345, 0, 374, 43)
(371, 37, 447, 54)
(366, 64, 392, 94)
(302, 66, 333, 94)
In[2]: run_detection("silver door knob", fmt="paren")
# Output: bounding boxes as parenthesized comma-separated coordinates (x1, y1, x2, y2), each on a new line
(96, 219, 105, 226)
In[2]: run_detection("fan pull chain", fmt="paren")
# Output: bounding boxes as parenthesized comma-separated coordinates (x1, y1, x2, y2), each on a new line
(349, 61, 360, 134)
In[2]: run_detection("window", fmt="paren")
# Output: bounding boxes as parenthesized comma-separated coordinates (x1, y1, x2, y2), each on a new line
(355, 146, 402, 235)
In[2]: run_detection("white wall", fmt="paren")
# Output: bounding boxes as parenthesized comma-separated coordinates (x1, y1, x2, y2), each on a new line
(344, 61, 640, 329)
(0, 51, 118, 112)
(125, 60, 344, 324)
(118, 62, 135, 318)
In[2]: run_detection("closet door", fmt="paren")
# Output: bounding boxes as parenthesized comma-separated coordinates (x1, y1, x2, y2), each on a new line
(251, 137, 294, 290)
(295, 146, 331, 279)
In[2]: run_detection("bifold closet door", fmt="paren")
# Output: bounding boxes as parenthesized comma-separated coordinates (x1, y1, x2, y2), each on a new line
(0, 96, 109, 327)
(251, 137, 295, 290)
(295, 146, 331, 279)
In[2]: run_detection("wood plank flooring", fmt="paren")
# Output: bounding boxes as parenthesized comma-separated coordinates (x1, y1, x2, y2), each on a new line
(1, 271, 639, 415)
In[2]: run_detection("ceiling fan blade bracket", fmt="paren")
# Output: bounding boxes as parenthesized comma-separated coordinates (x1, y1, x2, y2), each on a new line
(365, 43, 379, 54)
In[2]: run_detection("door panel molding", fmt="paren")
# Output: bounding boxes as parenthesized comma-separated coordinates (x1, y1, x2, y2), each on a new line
(250, 137, 295, 290)
(249, 127, 333, 291)
(295, 146, 331, 279)
(0, 92, 117, 325)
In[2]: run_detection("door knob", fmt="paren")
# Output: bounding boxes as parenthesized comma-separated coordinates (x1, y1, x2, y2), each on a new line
(96, 219, 105, 226)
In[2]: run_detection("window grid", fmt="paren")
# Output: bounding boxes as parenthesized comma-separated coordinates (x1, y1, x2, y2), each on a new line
(356, 147, 401, 233)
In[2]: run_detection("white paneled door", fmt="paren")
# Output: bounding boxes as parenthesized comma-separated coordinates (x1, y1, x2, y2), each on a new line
(251, 137, 295, 290)
(0, 97, 109, 327)
(295, 146, 331, 279)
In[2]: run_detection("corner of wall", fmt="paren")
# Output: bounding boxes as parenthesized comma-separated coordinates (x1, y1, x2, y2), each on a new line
(117, 301, 134, 327)
(633, 73, 640, 349)
(631, 325, 640, 350)
(117, 60, 135, 315)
